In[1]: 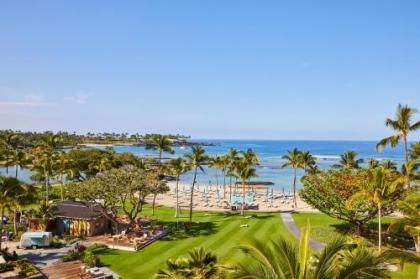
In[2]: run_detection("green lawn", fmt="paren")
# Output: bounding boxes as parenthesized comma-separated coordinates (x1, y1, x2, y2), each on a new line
(291, 212, 418, 279)
(96, 205, 293, 279)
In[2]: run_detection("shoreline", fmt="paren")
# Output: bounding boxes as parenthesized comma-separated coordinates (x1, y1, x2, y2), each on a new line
(148, 181, 319, 213)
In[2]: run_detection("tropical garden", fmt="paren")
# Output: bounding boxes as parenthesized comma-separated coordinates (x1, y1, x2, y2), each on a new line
(0, 103, 419, 278)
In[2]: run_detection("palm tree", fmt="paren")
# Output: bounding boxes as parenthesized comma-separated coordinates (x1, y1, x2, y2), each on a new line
(0, 176, 21, 250)
(234, 158, 257, 216)
(31, 147, 57, 202)
(184, 145, 208, 222)
(145, 134, 175, 166)
(168, 157, 190, 219)
(208, 156, 222, 188)
(388, 192, 420, 253)
(368, 158, 379, 169)
(55, 151, 72, 200)
(156, 247, 228, 279)
(34, 201, 57, 231)
(377, 104, 419, 164)
(227, 148, 239, 201)
(219, 155, 230, 199)
(281, 148, 302, 207)
(8, 183, 36, 236)
(300, 150, 316, 173)
(334, 150, 364, 169)
(38, 133, 62, 149)
(7, 148, 28, 178)
(1, 132, 19, 175)
(380, 159, 398, 171)
(346, 167, 405, 253)
(233, 224, 416, 279)
(88, 156, 112, 173)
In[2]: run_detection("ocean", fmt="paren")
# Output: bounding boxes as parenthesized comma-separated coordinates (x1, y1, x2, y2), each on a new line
(1, 140, 406, 191)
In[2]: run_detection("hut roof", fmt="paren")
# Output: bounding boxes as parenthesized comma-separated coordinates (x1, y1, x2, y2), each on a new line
(52, 200, 104, 220)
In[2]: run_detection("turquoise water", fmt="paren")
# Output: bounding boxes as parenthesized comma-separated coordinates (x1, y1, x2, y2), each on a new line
(0, 140, 406, 191)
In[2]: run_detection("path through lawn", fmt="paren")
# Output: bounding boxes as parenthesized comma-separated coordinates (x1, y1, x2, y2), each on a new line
(96, 205, 293, 279)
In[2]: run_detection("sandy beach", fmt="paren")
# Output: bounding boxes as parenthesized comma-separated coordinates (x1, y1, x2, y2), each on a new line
(148, 181, 318, 213)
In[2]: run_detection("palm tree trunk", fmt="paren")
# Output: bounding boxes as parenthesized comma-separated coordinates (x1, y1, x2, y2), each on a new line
(60, 174, 65, 201)
(403, 136, 411, 188)
(152, 194, 157, 216)
(229, 176, 232, 201)
(189, 167, 198, 222)
(223, 169, 226, 199)
(293, 168, 297, 208)
(215, 169, 219, 188)
(13, 210, 17, 236)
(241, 179, 245, 216)
(0, 206, 4, 251)
(15, 165, 18, 178)
(45, 173, 50, 202)
(378, 203, 382, 253)
(175, 175, 180, 218)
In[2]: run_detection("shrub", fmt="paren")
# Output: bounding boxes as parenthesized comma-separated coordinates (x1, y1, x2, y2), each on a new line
(0, 262, 15, 273)
(15, 259, 40, 277)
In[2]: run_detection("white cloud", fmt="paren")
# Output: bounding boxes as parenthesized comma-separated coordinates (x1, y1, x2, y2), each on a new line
(63, 91, 91, 104)
(0, 94, 51, 107)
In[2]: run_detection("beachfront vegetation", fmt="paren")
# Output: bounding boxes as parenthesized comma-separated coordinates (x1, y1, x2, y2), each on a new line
(300, 169, 405, 234)
(0, 103, 418, 278)
(65, 165, 166, 232)
(184, 145, 209, 222)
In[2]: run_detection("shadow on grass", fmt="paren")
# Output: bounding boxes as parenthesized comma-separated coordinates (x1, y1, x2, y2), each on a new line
(159, 221, 218, 241)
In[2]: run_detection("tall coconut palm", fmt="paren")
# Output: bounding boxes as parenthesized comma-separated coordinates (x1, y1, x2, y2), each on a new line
(334, 150, 364, 169)
(233, 224, 417, 279)
(184, 146, 208, 222)
(377, 104, 419, 164)
(7, 148, 28, 178)
(31, 147, 57, 202)
(55, 151, 73, 200)
(1, 132, 19, 175)
(0, 176, 21, 250)
(8, 183, 36, 236)
(300, 150, 316, 173)
(38, 133, 62, 149)
(346, 167, 405, 253)
(156, 247, 228, 279)
(88, 156, 112, 174)
(281, 148, 302, 207)
(208, 156, 222, 188)
(234, 158, 257, 216)
(227, 148, 239, 200)
(168, 157, 190, 219)
(219, 155, 230, 199)
(380, 159, 398, 171)
(388, 192, 420, 253)
(368, 158, 379, 169)
(145, 134, 175, 166)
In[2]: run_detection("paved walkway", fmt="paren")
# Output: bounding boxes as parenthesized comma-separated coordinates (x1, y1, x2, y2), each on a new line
(280, 212, 326, 251)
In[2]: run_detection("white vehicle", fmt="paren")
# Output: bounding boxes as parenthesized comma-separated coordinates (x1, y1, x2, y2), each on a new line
(20, 232, 52, 249)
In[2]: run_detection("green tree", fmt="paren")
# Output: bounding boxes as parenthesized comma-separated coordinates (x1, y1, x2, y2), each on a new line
(145, 134, 175, 166)
(0, 176, 21, 250)
(377, 104, 419, 188)
(388, 192, 420, 252)
(208, 156, 222, 189)
(333, 150, 364, 169)
(7, 149, 28, 178)
(380, 160, 398, 171)
(184, 146, 208, 222)
(227, 148, 239, 201)
(65, 165, 159, 232)
(346, 167, 405, 252)
(168, 158, 190, 219)
(31, 146, 57, 202)
(281, 148, 302, 207)
(233, 224, 418, 279)
(300, 150, 317, 173)
(300, 169, 404, 234)
(234, 157, 258, 216)
(54, 151, 73, 201)
(156, 248, 228, 279)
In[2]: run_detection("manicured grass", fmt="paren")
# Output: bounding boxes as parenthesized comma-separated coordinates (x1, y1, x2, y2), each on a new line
(96, 205, 293, 279)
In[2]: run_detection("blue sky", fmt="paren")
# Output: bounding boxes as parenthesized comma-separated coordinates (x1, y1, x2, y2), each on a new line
(0, 1, 419, 140)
